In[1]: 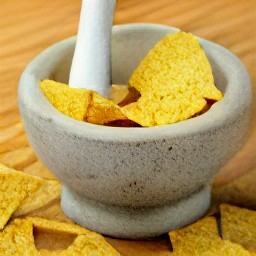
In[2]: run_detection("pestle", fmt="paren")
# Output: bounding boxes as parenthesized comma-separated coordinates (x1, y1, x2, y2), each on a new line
(69, 0, 117, 97)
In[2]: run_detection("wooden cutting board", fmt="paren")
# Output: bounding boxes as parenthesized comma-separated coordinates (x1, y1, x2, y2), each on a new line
(1, 0, 255, 254)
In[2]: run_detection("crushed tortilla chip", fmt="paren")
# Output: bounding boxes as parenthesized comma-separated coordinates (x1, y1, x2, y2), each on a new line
(0, 218, 38, 256)
(220, 204, 256, 251)
(169, 216, 250, 256)
(0, 164, 61, 229)
(40, 80, 129, 125)
(121, 32, 223, 127)
(26, 217, 120, 255)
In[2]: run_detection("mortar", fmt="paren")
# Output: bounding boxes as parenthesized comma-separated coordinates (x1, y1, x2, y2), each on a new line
(18, 24, 252, 239)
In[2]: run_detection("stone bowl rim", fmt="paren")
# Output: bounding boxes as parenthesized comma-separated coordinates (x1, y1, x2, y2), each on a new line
(18, 23, 251, 142)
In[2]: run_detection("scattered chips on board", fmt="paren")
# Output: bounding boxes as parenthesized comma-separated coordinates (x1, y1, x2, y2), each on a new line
(169, 216, 251, 256)
(121, 31, 223, 127)
(28, 217, 120, 255)
(0, 217, 120, 255)
(0, 163, 60, 229)
(220, 204, 256, 251)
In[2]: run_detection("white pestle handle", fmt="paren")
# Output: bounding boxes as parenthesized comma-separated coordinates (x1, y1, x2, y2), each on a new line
(69, 0, 117, 97)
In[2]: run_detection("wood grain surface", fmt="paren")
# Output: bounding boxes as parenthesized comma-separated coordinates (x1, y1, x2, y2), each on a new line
(0, 0, 255, 255)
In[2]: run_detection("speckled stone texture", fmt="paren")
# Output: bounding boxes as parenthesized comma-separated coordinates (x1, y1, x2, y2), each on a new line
(18, 24, 252, 239)
(61, 185, 210, 239)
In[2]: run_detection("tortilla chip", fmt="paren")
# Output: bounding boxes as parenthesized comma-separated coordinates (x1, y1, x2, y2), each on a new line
(0, 164, 61, 227)
(40, 80, 129, 125)
(85, 91, 128, 125)
(14, 178, 61, 217)
(0, 164, 41, 229)
(39, 251, 61, 256)
(27, 217, 120, 255)
(27, 216, 90, 235)
(64, 234, 120, 256)
(220, 204, 256, 251)
(122, 32, 223, 127)
(40, 80, 91, 121)
(110, 84, 140, 107)
(0, 218, 38, 256)
(169, 216, 250, 256)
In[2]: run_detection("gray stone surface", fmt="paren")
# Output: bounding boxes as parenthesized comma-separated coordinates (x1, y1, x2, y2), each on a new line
(18, 24, 252, 238)
(61, 185, 210, 239)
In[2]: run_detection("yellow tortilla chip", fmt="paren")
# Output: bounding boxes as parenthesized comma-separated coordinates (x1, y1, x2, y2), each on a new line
(169, 216, 250, 256)
(27, 216, 90, 235)
(64, 233, 120, 256)
(85, 91, 128, 125)
(40, 80, 91, 121)
(220, 204, 256, 251)
(0, 218, 38, 256)
(14, 178, 61, 217)
(0, 164, 61, 228)
(110, 84, 140, 107)
(40, 80, 128, 125)
(0, 164, 41, 229)
(122, 32, 223, 127)
(27, 217, 120, 255)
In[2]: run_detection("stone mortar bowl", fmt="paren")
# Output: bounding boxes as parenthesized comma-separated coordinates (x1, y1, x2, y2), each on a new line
(19, 24, 252, 239)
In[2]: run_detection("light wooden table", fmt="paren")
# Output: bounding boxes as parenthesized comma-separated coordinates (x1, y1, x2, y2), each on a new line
(1, 0, 255, 255)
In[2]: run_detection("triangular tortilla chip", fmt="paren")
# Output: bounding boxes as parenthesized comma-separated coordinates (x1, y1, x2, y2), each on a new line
(0, 164, 41, 229)
(40, 80, 129, 125)
(220, 204, 256, 251)
(0, 218, 38, 256)
(27, 217, 120, 255)
(27, 216, 90, 235)
(13, 178, 61, 217)
(40, 80, 91, 121)
(0, 164, 61, 227)
(85, 91, 128, 125)
(122, 32, 223, 126)
(169, 216, 250, 256)
(64, 233, 120, 256)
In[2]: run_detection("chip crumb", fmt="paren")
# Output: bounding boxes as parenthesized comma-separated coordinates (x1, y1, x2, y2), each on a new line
(220, 204, 256, 251)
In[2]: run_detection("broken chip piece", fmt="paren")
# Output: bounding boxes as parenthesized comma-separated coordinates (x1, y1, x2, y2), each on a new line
(0, 164, 41, 230)
(169, 216, 250, 256)
(121, 31, 223, 127)
(220, 204, 256, 251)
(40, 80, 131, 126)
(0, 218, 38, 256)
(27, 217, 120, 255)
(63, 233, 120, 256)
(0, 217, 120, 255)
(0, 163, 61, 229)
